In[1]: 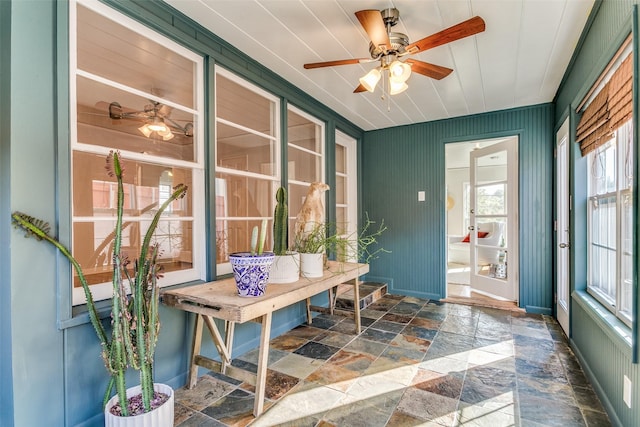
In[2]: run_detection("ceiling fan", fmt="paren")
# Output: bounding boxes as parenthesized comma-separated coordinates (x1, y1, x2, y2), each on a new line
(108, 101, 193, 141)
(303, 8, 485, 95)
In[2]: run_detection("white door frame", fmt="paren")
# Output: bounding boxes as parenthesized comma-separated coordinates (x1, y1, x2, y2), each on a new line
(555, 119, 570, 335)
(469, 138, 519, 301)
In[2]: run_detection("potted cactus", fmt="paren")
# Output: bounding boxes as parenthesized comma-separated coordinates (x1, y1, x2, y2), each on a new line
(11, 151, 186, 426)
(269, 187, 300, 283)
(229, 219, 275, 297)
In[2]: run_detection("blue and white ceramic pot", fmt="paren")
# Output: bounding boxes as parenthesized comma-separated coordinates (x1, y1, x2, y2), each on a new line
(229, 252, 275, 297)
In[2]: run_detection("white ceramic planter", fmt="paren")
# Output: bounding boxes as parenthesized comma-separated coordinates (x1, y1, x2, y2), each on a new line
(269, 252, 300, 283)
(300, 252, 324, 278)
(104, 383, 174, 427)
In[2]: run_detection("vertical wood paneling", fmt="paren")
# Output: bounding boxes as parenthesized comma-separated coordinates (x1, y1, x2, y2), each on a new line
(573, 303, 639, 427)
(555, 0, 635, 123)
(0, 1, 12, 426)
(362, 104, 554, 311)
(554, 2, 640, 426)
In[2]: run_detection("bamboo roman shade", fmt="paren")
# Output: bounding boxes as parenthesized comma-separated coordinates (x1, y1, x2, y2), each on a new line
(576, 52, 633, 156)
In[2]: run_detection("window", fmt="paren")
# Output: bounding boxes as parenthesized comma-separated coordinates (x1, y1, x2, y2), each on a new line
(287, 106, 325, 237)
(71, 0, 205, 305)
(335, 131, 358, 261)
(587, 121, 634, 325)
(578, 39, 634, 326)
(215, 69, 280, 275)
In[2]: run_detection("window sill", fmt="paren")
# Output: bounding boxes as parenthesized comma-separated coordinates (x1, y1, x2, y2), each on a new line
(573, 290, 632, 353)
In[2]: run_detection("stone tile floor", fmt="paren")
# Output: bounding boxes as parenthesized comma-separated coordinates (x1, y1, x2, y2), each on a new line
(174, 295, 611, 426)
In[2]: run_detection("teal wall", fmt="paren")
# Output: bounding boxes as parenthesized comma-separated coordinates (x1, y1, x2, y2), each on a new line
(2, 1, 359, 426)
(361, 104, 555, 313)
(0, 0, 13, 425)
(4, 0, 640, 426)
(554, 1, 640, 426)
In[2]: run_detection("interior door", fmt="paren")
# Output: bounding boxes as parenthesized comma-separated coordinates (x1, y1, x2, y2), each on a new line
(469, 139, 518, 301)
(555, 119, 570, 335)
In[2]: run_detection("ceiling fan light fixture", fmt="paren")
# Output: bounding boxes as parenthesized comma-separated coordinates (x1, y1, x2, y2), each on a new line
(389, 60, 411, 82)
(138, 124, 153, 138)
(359, 68, 381, 92)
(158, 128, 175, 141)
(147, 116, 169, 133)
(389, 79, 408, 95)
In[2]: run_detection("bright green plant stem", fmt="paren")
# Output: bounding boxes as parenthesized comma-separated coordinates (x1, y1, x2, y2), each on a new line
(11, 151, 188, 416)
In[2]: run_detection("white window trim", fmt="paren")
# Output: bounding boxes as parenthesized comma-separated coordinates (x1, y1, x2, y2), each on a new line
(335, 130, 358, 262)
(287, 104, 326, 187)
(71, 0, 206, 305)
(586, 129, 634, 327)
(214, 67, 281, 276)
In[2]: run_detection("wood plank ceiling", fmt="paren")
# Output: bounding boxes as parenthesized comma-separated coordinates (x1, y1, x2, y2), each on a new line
(164, 0, 595, 131)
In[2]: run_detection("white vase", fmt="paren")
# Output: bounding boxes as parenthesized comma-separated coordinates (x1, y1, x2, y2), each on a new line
(104, 383, 174, 427)
(300, 252, 324, 278)
(269, 252, 300, 283)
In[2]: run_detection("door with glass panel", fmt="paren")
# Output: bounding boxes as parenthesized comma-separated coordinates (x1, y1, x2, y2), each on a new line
(469, 139, 518, 301)
(555, 119, 570, 334)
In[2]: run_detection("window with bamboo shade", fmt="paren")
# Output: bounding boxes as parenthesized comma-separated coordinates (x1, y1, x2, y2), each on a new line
(576, 37, 632, 156)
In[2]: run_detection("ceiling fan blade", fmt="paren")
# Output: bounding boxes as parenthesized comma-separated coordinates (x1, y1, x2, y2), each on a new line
(405, 16, 485, 54)
(405, 59, 453, 80)
(353, 84, 368, 93)
(355, 9, 391, 50)
(304, 58, 372, 69)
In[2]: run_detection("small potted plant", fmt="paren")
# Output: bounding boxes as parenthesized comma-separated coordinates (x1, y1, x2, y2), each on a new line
(229, 219, 275, 297)
(293, 221, 332, 278)
(268, 187, 300, 283)
(11, 151, 186, 426)
(293, 214, 389, 278)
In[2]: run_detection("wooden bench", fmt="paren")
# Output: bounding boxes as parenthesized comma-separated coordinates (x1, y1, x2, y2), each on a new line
(161, 261, 369, 417)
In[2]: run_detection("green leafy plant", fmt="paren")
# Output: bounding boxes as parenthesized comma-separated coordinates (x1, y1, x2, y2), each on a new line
(11, 151, 187, 417)
(292, 213, 389, 263)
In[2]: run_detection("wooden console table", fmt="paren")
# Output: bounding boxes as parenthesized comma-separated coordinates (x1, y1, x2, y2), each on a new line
(161, 261, 369, 417)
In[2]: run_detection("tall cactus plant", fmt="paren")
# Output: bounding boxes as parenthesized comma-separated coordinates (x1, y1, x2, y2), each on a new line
(11, 151, 187, 416)
(273, 186, 288, 255)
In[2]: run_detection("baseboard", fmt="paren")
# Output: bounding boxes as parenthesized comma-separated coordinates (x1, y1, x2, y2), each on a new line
(524, 305, 552, 315)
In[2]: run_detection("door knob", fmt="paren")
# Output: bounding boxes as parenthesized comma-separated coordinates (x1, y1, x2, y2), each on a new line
(559, 243, 570, 249)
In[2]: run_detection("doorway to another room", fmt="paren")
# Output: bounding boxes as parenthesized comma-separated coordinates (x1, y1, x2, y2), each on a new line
(445, 136, 520, 309)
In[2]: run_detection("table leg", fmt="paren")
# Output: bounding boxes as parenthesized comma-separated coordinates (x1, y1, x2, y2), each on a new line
(223, 321, 235, 374)
(188, 313, 204, 388)
(203, 315, 231, 368)
(328, 287, 334, 315)
(253, 312, 273, 417)
(353, 277, 361, 334)
(306, 297, 312, 324)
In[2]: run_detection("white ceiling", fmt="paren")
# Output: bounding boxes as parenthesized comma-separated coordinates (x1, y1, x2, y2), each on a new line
(164, 0, 595, 131)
